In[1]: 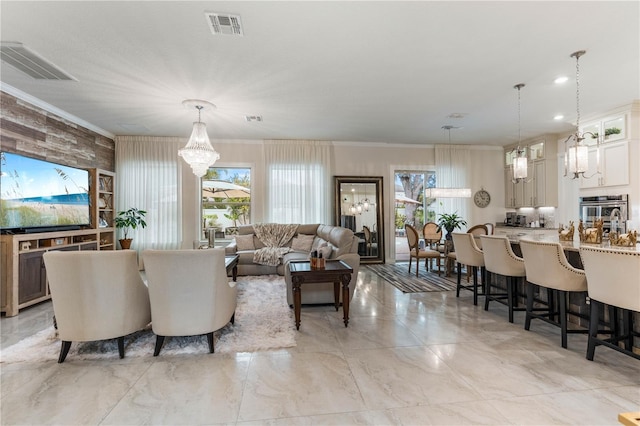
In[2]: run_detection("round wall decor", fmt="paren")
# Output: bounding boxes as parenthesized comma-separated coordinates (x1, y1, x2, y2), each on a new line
(474, 189, 491, 208)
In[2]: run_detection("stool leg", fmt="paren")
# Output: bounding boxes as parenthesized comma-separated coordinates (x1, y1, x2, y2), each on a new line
(456, 262, 462, 297)
(559, 290, 568, 349)
(587, 300, 600, 361)
(484, 271, 491, 311)
(524, 282, 534, 331)
(472, 266, 478, 306)
(547, 289, 555, 322)
(507, 276, 515, 323)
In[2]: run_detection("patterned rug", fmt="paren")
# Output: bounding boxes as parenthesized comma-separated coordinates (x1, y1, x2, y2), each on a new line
(365, 262, 461, 293)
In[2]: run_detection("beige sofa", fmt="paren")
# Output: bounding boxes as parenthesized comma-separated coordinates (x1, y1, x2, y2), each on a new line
(224, 224, 360, 305)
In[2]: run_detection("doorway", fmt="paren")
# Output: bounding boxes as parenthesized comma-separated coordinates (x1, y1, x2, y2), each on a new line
(394, 170, 436, 261)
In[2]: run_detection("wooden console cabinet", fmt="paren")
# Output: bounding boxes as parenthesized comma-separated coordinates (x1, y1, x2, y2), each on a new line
(0, 168, 115, 317)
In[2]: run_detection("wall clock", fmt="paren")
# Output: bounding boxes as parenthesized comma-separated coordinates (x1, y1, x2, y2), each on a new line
(474, 189, 491, 208)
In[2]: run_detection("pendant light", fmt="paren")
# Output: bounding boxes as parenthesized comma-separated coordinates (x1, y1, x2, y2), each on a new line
(179, 99, 220, 178)
(563, 50, 600, 179)
(425, 126, 472, 198)
(510, 83, 531, 183)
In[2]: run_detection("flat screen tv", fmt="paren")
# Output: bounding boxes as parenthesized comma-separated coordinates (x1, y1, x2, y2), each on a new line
(0, 152, 91, 233)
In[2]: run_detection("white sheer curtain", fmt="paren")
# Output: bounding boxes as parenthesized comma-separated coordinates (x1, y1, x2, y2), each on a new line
(264, 140, 331, 224)
(115, 136, 183, 253)
(434, 144, 471, 230)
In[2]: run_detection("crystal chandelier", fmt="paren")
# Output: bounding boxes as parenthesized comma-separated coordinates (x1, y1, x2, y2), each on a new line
(510, 83, 531, 183)
(178, 99, 220, 177)
(563, 50, 600, 179)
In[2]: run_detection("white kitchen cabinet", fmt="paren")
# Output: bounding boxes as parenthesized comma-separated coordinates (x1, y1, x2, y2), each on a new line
(505, 168, 516, 208)
(504, 137, 557, 208)
(580, 141, 629, 188)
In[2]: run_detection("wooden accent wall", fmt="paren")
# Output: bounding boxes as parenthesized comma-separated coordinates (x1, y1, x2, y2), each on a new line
(0, 91, 115, 171)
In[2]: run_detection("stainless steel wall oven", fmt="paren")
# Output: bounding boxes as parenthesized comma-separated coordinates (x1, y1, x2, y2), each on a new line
(579, 194, 628, 234)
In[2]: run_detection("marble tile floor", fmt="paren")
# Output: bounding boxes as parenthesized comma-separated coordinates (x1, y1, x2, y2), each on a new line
(1, 268, 639, 425)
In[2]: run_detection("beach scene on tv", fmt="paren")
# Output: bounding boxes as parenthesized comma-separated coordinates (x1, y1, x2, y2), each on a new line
(0, 153, 90, 230)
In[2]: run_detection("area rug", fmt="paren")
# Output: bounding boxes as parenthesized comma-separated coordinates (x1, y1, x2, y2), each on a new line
(365, 262, 460, 293)
(1, 275, 296, 364)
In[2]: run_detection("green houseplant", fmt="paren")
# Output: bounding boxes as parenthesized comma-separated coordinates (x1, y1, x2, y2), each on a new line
(114, 207, 147, 249)
(437, 212, 467, 240)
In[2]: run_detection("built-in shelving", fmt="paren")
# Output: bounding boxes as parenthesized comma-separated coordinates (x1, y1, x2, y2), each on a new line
(1, 168, 116, 317)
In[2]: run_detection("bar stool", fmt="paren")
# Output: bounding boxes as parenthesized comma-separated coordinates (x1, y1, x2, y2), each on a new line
(451, 232, 485, 305)
(580, 246, 640, 361)
(520, 240, 588, 349)
(480, 235, 526, 323)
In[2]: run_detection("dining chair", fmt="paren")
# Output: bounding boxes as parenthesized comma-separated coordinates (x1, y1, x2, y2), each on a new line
(42, 250, 151, 363)
(422, 222, 444, 272)
(483, 222, 495, 235)
(143, 248, 237, 356)
(362, 225, 377, 256)
(451, 232, 485, 305)
(580, 246, 640, 361)
(405, 224, 441, 277)
(519, 240, 588, 349)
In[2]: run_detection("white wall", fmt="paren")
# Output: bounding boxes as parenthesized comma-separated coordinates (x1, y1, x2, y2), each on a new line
(181, 140, 507, 261)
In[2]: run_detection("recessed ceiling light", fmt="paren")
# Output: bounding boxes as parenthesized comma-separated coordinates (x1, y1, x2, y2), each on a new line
(554, 76, 569, 84)
(554, 115, 564, 120)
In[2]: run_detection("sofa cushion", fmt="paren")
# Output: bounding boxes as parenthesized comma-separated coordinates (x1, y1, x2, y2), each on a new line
(291, 234, 315, 252)
(235, 234, 256, 251)
(317, 224, 354, 258)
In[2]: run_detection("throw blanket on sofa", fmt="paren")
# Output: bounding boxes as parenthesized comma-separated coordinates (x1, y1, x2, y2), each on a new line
(253, 223, 299, 266)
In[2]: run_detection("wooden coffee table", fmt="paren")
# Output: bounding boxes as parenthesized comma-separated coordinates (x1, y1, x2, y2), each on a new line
(225, 255, 239, 281)
(288, 260, 353, 330)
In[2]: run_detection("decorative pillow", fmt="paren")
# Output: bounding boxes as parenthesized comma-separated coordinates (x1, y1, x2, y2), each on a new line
(318, 245, 333, 259)
(235, 234, 255, 251)
(316, 242, 333, 259)
(291, 234, 315, 252)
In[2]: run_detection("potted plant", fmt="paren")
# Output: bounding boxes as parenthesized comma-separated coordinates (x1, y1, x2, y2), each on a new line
(114, 208, 147, 249)
(437, 212, 467, 240)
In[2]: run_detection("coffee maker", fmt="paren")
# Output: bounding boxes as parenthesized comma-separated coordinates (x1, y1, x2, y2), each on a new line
(505, 212, 516, 226)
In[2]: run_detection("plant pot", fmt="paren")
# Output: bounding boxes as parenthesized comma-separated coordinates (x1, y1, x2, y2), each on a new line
(119, 238, 133, 249)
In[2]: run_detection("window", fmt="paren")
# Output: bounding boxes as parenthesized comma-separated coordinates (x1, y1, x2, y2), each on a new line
(201, 167, 251, 239)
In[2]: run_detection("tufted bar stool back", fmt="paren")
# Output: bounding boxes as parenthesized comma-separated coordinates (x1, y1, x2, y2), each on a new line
(480, 235, 527, 323)
(580, 246, 640, 361)
(451, 232, 485, 305)
(520, 239, 588, 348)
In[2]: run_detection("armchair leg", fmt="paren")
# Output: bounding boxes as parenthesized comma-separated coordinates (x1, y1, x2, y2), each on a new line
(58, 341, 72, 363)
(154, 335, 165, 356)
(230, 312, 236, 325)
(207, 332, 215, 353)
(117, 336, 125, 359)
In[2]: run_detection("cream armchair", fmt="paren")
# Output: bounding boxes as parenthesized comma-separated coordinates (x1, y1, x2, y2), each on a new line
(284, 253, 360, 306)
(142, 248, 237, 356)
(42, 250, 151, 363)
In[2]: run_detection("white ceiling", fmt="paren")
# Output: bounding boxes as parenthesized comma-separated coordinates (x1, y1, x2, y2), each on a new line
(1, 1, 638, 146)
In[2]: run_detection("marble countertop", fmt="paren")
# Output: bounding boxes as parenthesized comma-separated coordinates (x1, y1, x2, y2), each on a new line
(508, 233, 639, 253)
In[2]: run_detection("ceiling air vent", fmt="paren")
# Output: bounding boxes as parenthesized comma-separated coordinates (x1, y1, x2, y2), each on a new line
(0, 42, 76, 80)
(205, 13, 244, 36)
